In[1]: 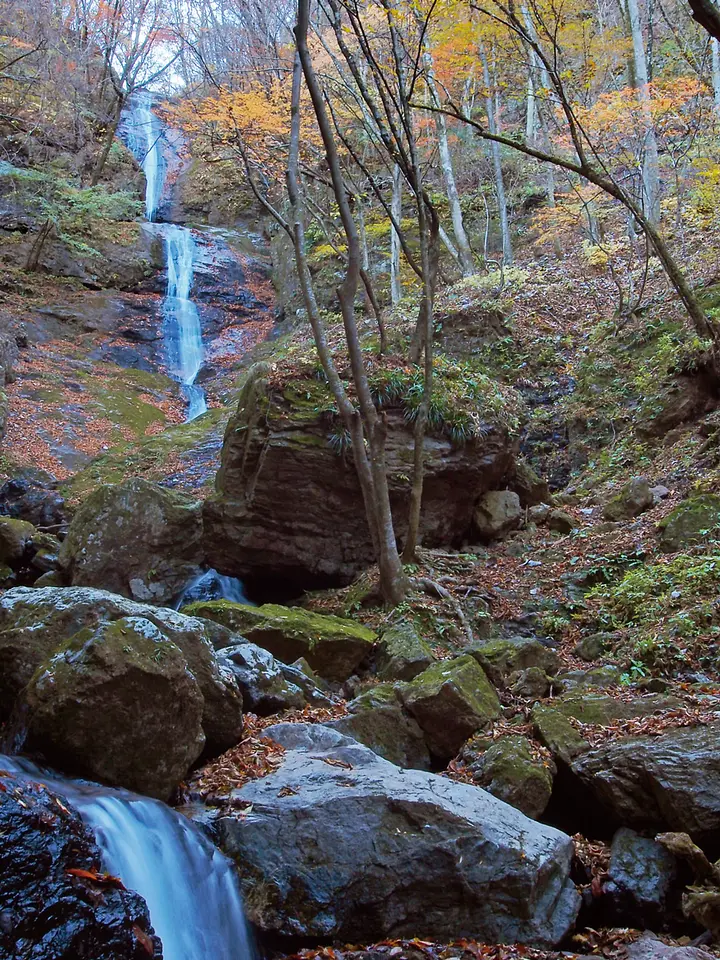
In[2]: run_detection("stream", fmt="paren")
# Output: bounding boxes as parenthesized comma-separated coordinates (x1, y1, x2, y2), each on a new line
(2, 753, 254, 960)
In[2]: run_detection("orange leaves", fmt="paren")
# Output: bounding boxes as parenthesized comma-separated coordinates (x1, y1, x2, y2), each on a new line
(66, 867, 126, 889)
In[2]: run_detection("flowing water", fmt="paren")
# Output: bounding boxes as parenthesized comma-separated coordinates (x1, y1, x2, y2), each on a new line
(122, 97, 207, 421)
(2, 754, 254, 960)
(175, 567, 252, 608)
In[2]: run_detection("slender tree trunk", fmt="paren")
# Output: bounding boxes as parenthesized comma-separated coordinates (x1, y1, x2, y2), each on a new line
(91, 93, 124, 186)
(479, 41, 513, 265)
(525, 60, 537, 143)
(712, 39, 720, 116)
(390, 164, 403, 304)
(625, 0, 661, 222)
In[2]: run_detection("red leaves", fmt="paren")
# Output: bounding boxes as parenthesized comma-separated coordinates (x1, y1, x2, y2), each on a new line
(66, 867, 126, 889)
(133, 924, 155, 956)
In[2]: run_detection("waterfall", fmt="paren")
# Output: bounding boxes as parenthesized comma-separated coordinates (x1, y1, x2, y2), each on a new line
(175, 567, 252, 608)
(124, 94, 165, 222)
(163, 224, 207, 421)
(2, 754, 254, 960)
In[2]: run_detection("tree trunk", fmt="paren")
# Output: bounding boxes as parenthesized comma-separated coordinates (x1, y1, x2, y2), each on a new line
(479, 41, 513, 265)
(625, 0, 661, 222)
(91, 93, 124, 186)
(390, 164, 403, 304)
(713, 39, 720, 116)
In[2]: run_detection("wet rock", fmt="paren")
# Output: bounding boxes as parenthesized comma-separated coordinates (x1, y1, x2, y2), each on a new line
(218, 642, 330, 714)
(327, 684, 431, 769)
(0, 586, 243, 754)
(625, 933, 715, 960)
(0, 472, 68, 529)
(467, 636, 559, 689)
(570, 722, 720, 843)
(183, 600, 376, 682)
(604, 478, 655, 521)
(375, 621, 434, 681)
(397, 655, 501, 760)
(658, 495, 720, 552)
(203, 364, 517, 590)
(462, 734, 556, 819)
(58, 478, 204, 605)
(473, 490, 522, 540)
(215, 723, 580, 945)
(0, 769, 158, 959)
(603, 828, 678, 926)
(21, 617, 205, 799)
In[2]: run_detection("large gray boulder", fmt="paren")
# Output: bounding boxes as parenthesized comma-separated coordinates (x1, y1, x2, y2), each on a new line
(21, 617, 205, 799)
(571, 723, 720, 844)
(58, 478, 203, 605)
(214, 723, 580, 945)
(474, 490, 522, 540)
(603, 828, 678, 927)
(218, 641, 332, 714)
(0, 586, 243, 753)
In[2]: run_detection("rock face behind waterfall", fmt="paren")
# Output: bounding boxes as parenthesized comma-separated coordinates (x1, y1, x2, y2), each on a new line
(204, 365, 518, 591)
(213, 724, 580, 946)
(0, 768, 159, 959)
(0, 586, 243, 763)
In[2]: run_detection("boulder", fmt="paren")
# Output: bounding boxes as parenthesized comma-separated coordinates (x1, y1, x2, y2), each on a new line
(214, 723, 580, 945)
(0, 768, 158, 959)
(0, 516, 36, 565)
(510, 665, 552, 699)
(21, 617, 206, 799)
(603, 828, 678, 926)
(570, 722, 720, 843)
(397, 655, 501, 759)
(473, 490, 522, 540)
(183, 600, 376, 682)
(327, 684, 431, 769)
(375, 621, 434, 681)
(0, 472, 67, 529)
(510, 460, 551, 507)
(202, 364, 517, 591)
(573, 632, 612, 661)
(461, 734, 556, 819)
(467, 636, 559, 689)
(604, 477, 655, 521)
(625, 934, 715, 960)
(218, 641, 331, 714)
(0, 586, 243, 753)
(58, 478, 204, 605)
(547, 509, 577, 534)
(532, 704, 589, 764)
(658, 495, 720, 552)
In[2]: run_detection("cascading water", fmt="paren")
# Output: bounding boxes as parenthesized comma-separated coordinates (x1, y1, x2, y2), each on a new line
(124, 94, 165, 222)
(121, 96, 208, 422)
(163, 224, 208, 420)
(175, 567, 252, 608)
(2, 754, 254, 960)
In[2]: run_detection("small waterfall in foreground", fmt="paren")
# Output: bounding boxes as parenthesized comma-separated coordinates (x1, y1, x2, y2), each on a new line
(163, 225, 207, 420)
(2, 754, 253, 960)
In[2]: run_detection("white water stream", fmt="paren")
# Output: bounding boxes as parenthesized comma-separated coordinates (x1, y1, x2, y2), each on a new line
(2, 754, 254, 960)
(123, 96, 207, 421)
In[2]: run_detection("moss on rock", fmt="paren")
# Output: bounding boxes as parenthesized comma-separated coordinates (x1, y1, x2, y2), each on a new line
(658, 495, 720, 552)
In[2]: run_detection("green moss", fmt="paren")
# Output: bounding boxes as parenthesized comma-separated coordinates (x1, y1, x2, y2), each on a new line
(532, 704, 589, 763)
(658, 495, 720, 551)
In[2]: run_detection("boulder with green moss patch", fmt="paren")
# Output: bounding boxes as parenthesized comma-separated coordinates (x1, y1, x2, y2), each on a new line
(0, 586, 243, 753)
(462, 734, 556, 819)
(203, 361, 519, 590)
(397, 655, 502, 760)
(376, 621, 434, 681)
(604, 478, 654, 522)
(58, 478, 203, 604)
(20, 616, 205, 798)
(0, 516, 35, 565)
(467, 636, 559, 688)
(327, 684, 431, 769)
(182, 599, 376, 682)
(532, 704, 589, 764)
(658, 495, 720, 552)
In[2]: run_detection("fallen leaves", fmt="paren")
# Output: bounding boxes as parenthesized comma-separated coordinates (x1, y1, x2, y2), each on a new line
(66, 867, 126, 889)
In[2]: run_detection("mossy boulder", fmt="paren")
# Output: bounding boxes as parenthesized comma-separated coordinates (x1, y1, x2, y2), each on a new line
(0, 586, 243, 753)
(0, 516, 35, 565)
(532, 704, 589, 764)
(397, 654, 502, 760)
(462, 734, 556, 819)
(182, 600, 376, 682)
(327, 684, 431, 769)
(658, 495, 720, 552)
(554, 693, 682, 725)
(21, 617, 205, 799)
(375, 621, 434, 681)
(468, 636, 559, 688)
(604, 477, 654, 522)
(58, 478, 203, 604)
